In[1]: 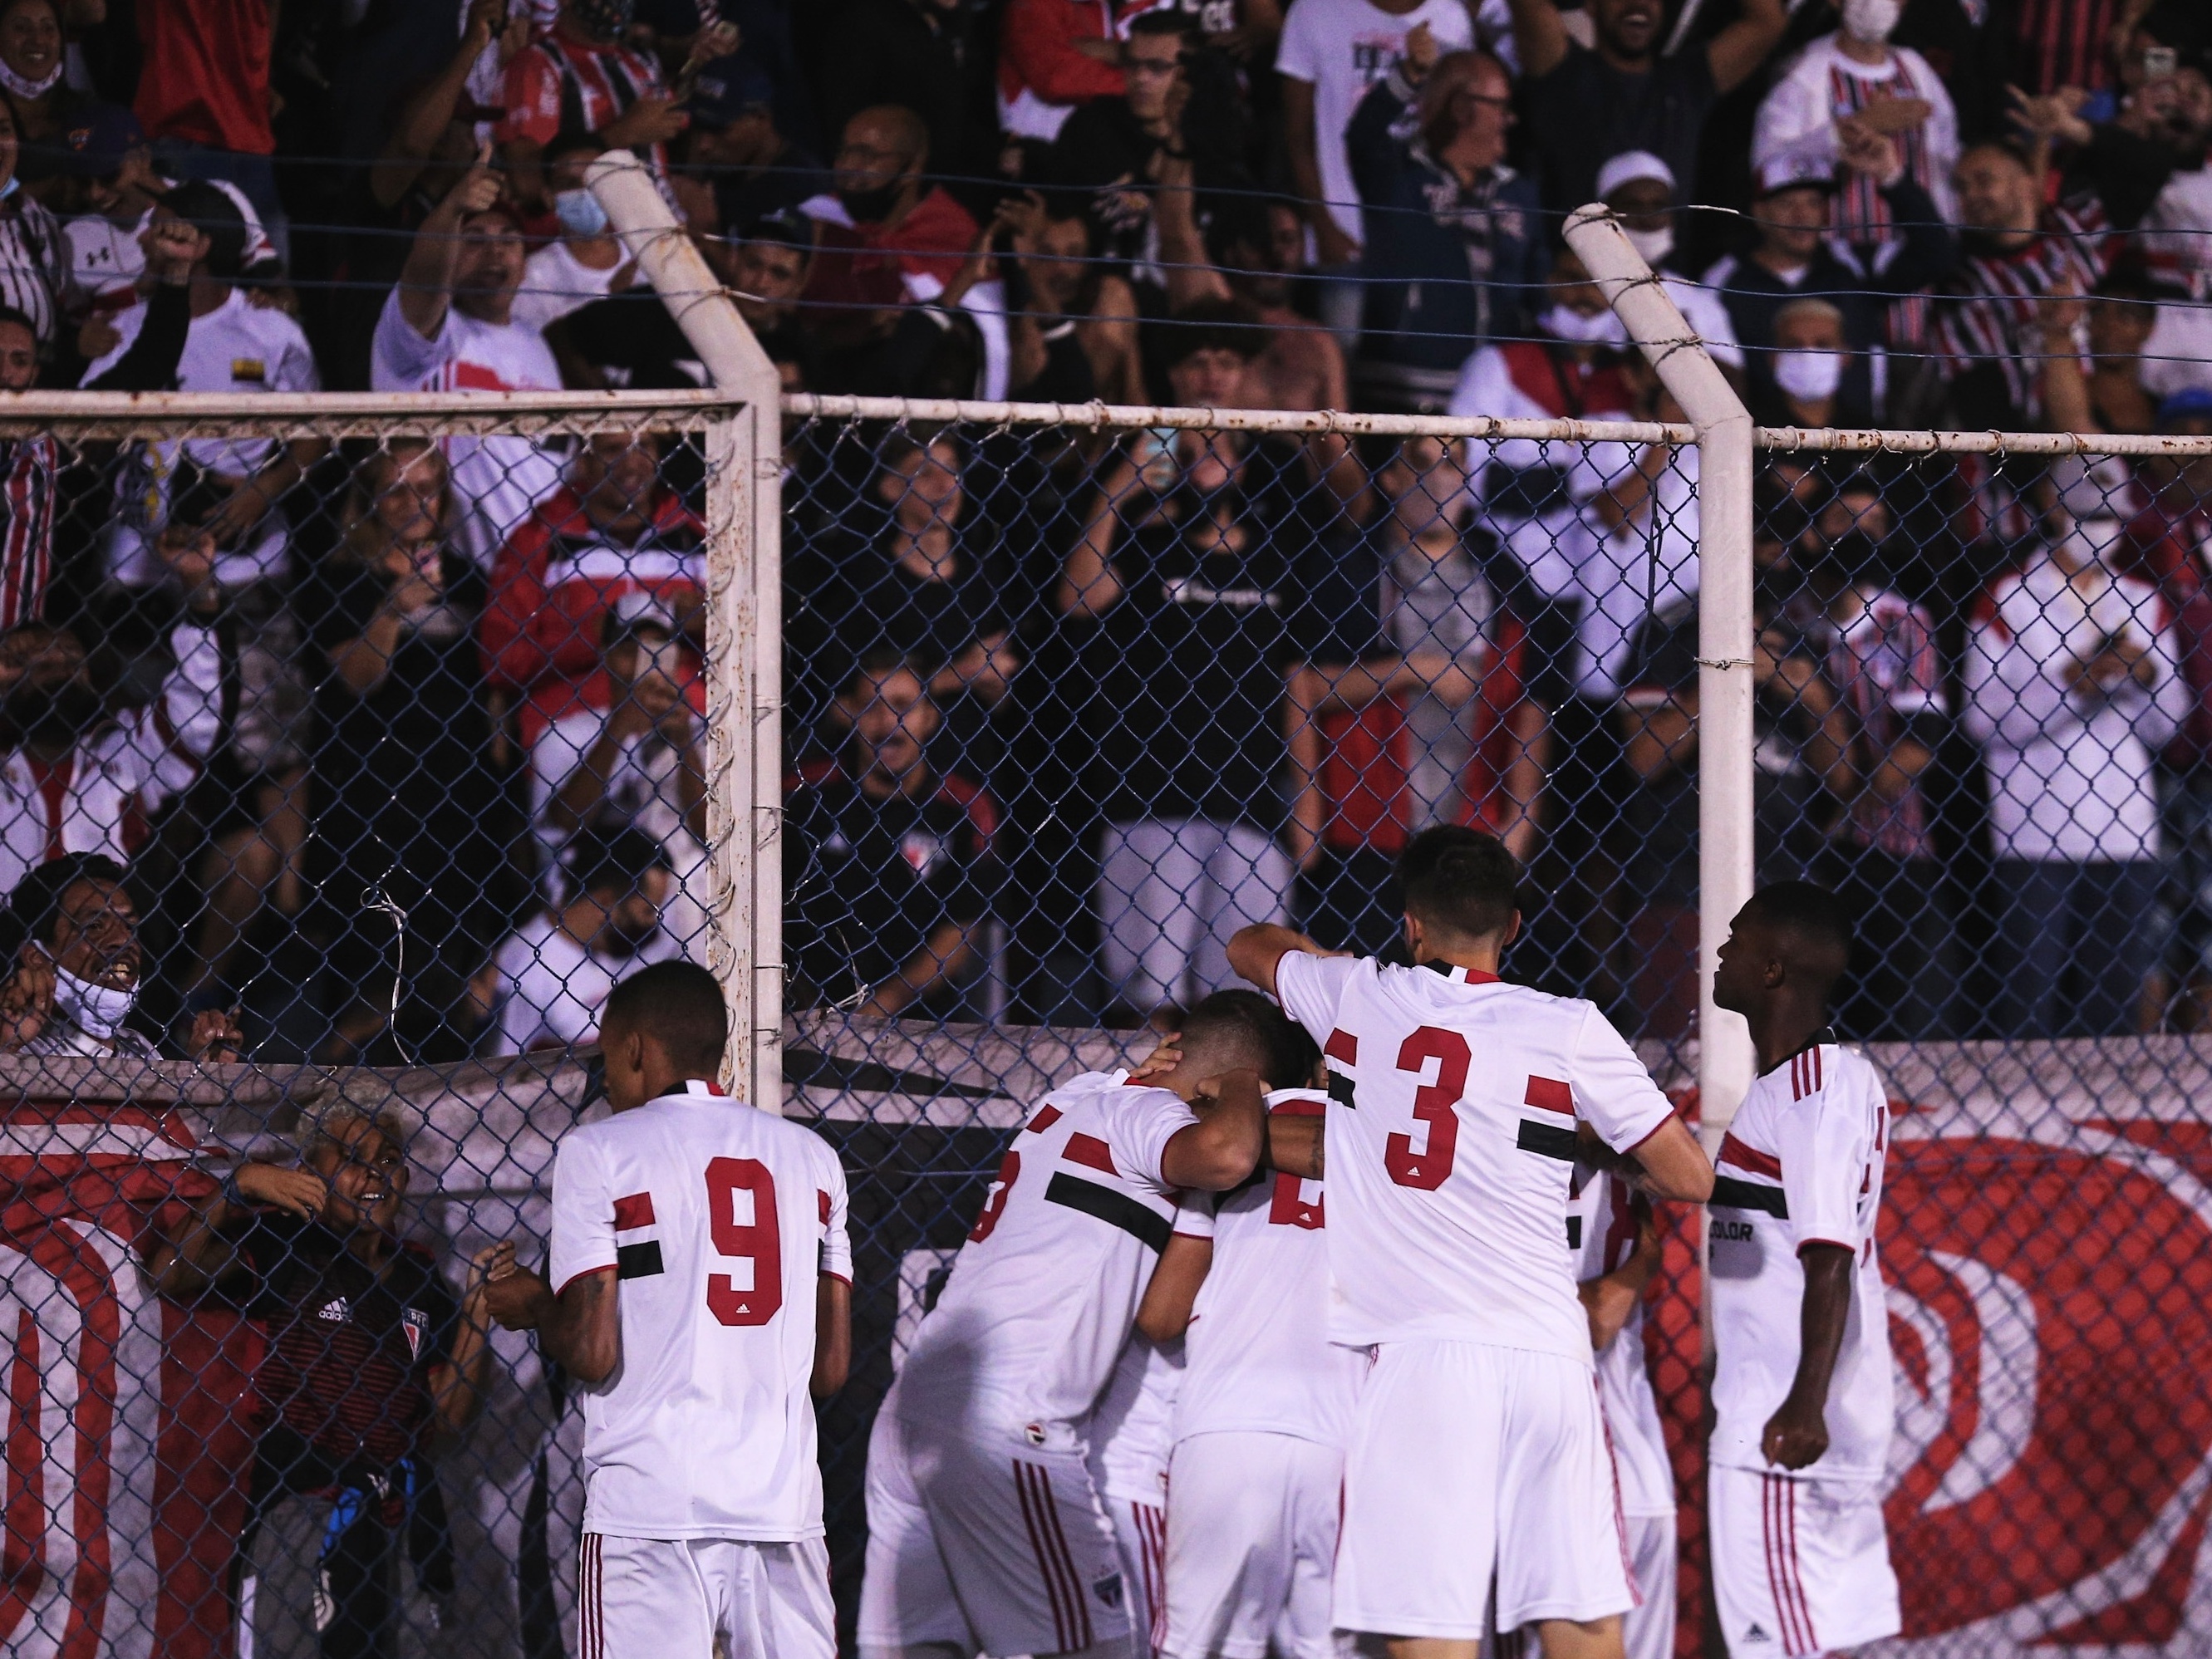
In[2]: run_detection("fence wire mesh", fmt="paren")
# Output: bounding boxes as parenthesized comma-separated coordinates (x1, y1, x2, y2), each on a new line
(2, 383, 2211, 1659)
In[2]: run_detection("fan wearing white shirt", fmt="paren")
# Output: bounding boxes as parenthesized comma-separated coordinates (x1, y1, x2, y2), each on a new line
(492, 824, 676, 1055)
(511, 136, 632, 336)
(1229, 827, 1713, 1659)
(371, 151, 565, 570)
(86, 184, 324, 589)
(486, 960, 853, 1659)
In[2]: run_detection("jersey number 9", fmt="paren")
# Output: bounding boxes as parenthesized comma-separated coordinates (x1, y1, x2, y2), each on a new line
(706, 1156, 783, 1326)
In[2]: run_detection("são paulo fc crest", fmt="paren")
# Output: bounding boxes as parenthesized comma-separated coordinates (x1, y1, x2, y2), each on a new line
(401, 1307, 430, 1361)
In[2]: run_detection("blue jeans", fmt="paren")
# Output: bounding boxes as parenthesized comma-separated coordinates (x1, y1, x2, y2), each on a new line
(1983, 861, 2162, 1038)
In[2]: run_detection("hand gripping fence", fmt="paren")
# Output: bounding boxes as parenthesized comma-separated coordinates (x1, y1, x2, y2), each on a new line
(0, 168, 2202, 1659)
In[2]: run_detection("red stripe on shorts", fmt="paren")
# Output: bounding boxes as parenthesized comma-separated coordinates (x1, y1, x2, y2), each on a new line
(1013, 1462, 1075, 1651)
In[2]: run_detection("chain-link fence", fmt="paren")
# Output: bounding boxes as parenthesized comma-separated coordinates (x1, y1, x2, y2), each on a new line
(3, 361, 2212, 1658)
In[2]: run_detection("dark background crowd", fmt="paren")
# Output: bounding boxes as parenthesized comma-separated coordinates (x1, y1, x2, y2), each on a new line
(0, 0, 2201, 1064)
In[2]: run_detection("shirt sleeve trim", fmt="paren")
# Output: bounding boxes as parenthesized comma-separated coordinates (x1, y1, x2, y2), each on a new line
(1796, 1237, 1855, 1255)
(1622, 1112, 1677, 1155)
(553, 1263, 617, 1297)
(820, 1269, 853, 1287)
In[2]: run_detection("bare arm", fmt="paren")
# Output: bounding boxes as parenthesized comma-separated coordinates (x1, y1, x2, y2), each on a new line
(398, 153, 503, 341)
(1578, 1114, 1713, 1203)
(1155, 154, 1234, 312)
(813, 1274, 852, 1398)
(860, 918, 976, 1018)
(1059, 458, 1138, 616)
(1281, 76, 1356, 265)
(486, 1264, 621, 1384)
(1506, 0, 1571, 80)
(1136, 1230, 1214, 1343)
(1620, 695, 1695, 783)
(1159, 1070, 1267, 1191)
(1706, 0, 1788, 96)
(1577, 1200, 1659, 1352)
(1226, 922, 1329, 998)
(427, 1245, 505, 1440)
(373, 0, 500, 207)
(1760, 1243, 1854, 1468)
(1497, 699, 1549, 864)
(1266, 1109, 1324, 1180)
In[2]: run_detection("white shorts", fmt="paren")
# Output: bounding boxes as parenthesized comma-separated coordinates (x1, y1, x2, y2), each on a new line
(1106, 1490, 1168, 1656)
(1161, 1431, 1340, 1659)
(1486, 1514, 1669, 1659)
(858, 1406, 1132, 1657)
(1335, 1342, 1633, 1638)
(576, 1533, 833, 1659)
(1708, 1465, 1899, 1658)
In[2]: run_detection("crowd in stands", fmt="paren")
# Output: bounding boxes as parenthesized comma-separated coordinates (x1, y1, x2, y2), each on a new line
(0, 0, 2200, 1055)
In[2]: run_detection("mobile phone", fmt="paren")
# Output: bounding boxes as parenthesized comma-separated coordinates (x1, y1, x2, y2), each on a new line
(2145, 45, 2177, 79)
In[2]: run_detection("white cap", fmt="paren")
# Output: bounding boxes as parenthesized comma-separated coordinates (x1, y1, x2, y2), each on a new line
(609, 587, 680, 640)
(1753, 142, 1838, 198)
(1595, 150, 1676, 201)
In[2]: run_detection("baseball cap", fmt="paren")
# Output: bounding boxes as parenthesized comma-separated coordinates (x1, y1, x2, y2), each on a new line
(688, 58, 775, 130)
(607, 588, 681, 643)
(1595, 150, 1676, 201)
(1752, 144, 1839, 198)
(55, 102, 145, 179)
(2157, 386, 2212, 429)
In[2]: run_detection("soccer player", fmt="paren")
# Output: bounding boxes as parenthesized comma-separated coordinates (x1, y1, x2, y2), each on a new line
(1138, 1070, 1356, 1659)
(858, 990, 1308, 1659)
(1088, 1334, 1180, 1656)
(484, 960, 853, 1659)
(1705, 883, 1900, 1657)
(1227, 827, 1713, 1659)
(1572, 1168, 1674, 1659)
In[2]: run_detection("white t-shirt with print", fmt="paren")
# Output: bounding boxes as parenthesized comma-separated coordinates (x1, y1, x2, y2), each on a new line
(370, 289, 567, 569)
(88, 287, 320, 585)
(511, 240, 627, 336)
(1276, 0, 1474, 243)
(494, 910, 675, 1054)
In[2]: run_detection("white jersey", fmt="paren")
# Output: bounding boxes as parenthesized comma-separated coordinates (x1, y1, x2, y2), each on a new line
(369, 289, 566, 569)
(512, 239, 627, 336)
(895, 1071, 1197, 1433)
(547, 1079, 853, 1539)
(1708, 1036, 1894, 1482)
(1089, 1334, 1181, 1504)
(1572, 1167, 1673, 1518)
(61, 182, 274, 321)
(493, 912, 677, 1054)
(1172, 1087, 1360, 1449)
(1275, 954, 1677, 1363)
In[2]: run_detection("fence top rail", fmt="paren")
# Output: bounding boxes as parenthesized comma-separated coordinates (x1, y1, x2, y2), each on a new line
(1757, 425, 2212, 459)
(781, 393, 1699, 446)
(2, 387, 748, 439)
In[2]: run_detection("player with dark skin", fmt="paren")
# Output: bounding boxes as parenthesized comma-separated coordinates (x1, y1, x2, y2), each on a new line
(482, 993, 853, 1396)
(1711, 897, 1855, 1470)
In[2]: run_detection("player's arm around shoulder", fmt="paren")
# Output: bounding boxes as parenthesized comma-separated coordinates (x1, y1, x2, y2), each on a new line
(1226, 923, 1335, 1000)
(1570, 1004, 1713, 1204)
(1138, 1195, 1217, 1344)
(1160, 1069, 1269, 1192)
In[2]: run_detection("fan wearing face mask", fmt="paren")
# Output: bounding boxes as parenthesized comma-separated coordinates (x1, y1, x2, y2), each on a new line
(509, 135, 635, 337)
(1593, 150, 1743, 374)
(0, 852, 243, 1059)
(1751, 0, 1960, 239)
(1758, 296, 1874, 428)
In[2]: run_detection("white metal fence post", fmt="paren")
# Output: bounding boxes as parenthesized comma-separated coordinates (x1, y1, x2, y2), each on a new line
(589, 152, 787, 1112)
(1563, 205, 1757, 1146)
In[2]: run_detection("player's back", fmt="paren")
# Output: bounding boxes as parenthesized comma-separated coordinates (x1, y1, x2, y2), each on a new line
(1175, 1087, 1361, 1448)
(1708, 1037, 1894, 1481)
(549, 1084, 852, 1540)
(897, 1070, 1197, 1434)
(1273, 953, 1675, 1363)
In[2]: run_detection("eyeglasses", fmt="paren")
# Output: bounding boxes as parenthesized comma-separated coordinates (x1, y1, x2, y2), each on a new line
(1124, 56, 1183, 77)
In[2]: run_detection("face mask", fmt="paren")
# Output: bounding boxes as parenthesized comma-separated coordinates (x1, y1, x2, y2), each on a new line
(836, 179, 904, 224)
(0, 60, 60, 101)
(1539, 302, 1627, 346)
(0, 176, 17, 202)
(554, 187, 610, 238)
(1773, 347, 1845, 402)
(1840, 0, 1900, 45)
(51, 962, 136, 1042)
(1624, 225, 1674, 268)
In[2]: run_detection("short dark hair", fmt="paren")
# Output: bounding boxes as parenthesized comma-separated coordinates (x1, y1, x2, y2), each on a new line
(1181, 988, 1318, 1092)
(1739, 881, 1854, 983)
(1158, 298, 1262, 366)
(602, 959, 729, 1075)
(0, 305, 37, 341)
(7, 853, 128, 950)
(1128, 9, 1194, 41)
(160, 181, 248, 280)
(1398, 827, 1521, 943)
(566, 826, 667, 900)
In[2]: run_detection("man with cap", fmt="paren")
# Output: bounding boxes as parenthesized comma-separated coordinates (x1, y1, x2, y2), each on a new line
(1701, 138, 1954, 380)
(53, 102, 273, 346)
(1592, 149, 1741, 374)
(681, 58, 827, 232)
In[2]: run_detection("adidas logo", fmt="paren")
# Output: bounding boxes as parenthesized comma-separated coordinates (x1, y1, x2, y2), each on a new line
(315, 1298, 349, 1323)
(1742, 1623, 1772, 1643)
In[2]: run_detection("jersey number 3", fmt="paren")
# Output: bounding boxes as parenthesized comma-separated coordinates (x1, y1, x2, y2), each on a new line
(705, 1157, 783, 1326)
(1386, 1027, 1471, 1190)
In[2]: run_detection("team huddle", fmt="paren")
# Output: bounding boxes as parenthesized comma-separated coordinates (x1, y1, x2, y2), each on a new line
(482, 827, 1902, 1659)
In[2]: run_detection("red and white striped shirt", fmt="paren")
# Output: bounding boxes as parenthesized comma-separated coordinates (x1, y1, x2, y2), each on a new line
(0, 437, 55, 630)
(1934, 199, 2108, 422)
(2012, 0, 2120, 96)
(499, 31, 671, 184)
